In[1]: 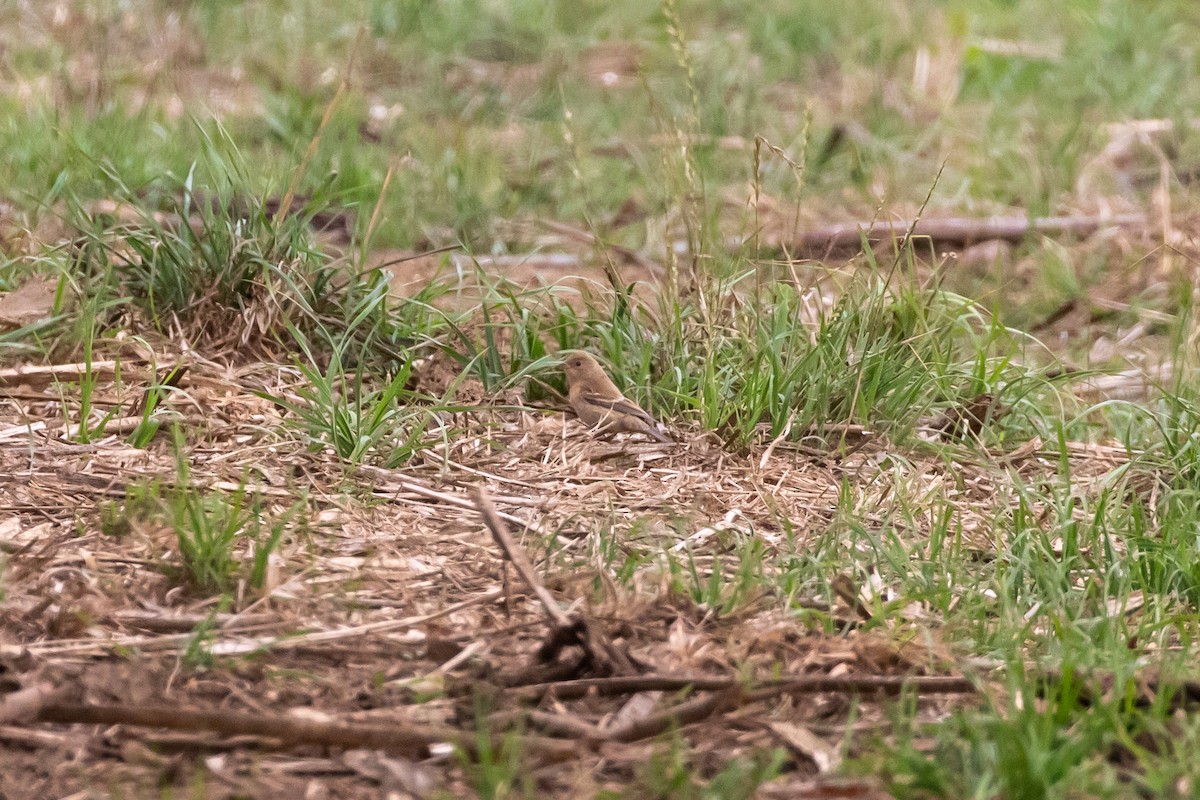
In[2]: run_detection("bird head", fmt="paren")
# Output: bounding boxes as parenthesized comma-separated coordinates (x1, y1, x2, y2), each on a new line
(560, 350, 606, 388)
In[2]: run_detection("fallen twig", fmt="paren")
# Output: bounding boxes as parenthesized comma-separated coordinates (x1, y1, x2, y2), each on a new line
(509, 672, 977, 702)
(35, 701, 579, 762)
(473, 488, 638, 677)
(746, 674, 977, 703)
(757, 212, 1148, 253)
(110, 609, 281, 634)
(8, 589, 503, 658)
(0, 360, 144, 388)
(0, 723, 71, 749)
(475, 488, 572, 630)
(500, 674, 975, 744)
(361, 465, 548, 536)
(488, 708, 605, 741)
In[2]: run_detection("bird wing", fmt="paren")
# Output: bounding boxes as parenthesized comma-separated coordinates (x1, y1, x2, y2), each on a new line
(578, 389, 658, 425)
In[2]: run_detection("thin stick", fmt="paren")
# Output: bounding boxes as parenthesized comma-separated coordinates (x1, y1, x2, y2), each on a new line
(360, 465, 546, 536)
(36, 702, 578, 762)
(487, 709, 604, 741)
(14, 589, 502, 657)
(760, 213, 1147, 252)
(473, 488, 636, 676)
(0, 360, 135, 388)
(473, 488, 571, 628)
(0, 724, 71, 749)
(512, 673, 977, 701)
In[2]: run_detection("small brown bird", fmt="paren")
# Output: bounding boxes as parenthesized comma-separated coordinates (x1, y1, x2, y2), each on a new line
(561, 351, 672, 443)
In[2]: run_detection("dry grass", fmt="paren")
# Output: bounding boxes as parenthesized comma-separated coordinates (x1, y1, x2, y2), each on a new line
(5, 0, 1200, 797)
(0, 343, 1143, 796)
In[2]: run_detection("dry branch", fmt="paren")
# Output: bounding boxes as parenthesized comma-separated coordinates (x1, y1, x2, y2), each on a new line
(0, 724, 71, 750)
(11, 589, 503, 658)
(488, 709, 605, 741)
(474, 488, 571, 629)
(35, 702, 579, 762)
(511, 672, 977, 702)
(110, 609, 280, 634)
(473, 488, 637, 677)
(505, 675, 975, 745)
(0, 360, 139, 388)
(361, 464, 547, 536)
(762, 212, 1148, 252)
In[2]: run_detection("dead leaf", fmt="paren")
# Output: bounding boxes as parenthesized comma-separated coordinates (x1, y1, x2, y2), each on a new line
(0, 276, 58, 328)
(768, 720, 842, 773)
(606, 691, 661, 732)
(0, 520, 54, 553)
(343, 749, 440, 798)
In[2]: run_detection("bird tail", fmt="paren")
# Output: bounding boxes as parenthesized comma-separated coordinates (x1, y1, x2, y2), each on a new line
(648, 426, 673, 444)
